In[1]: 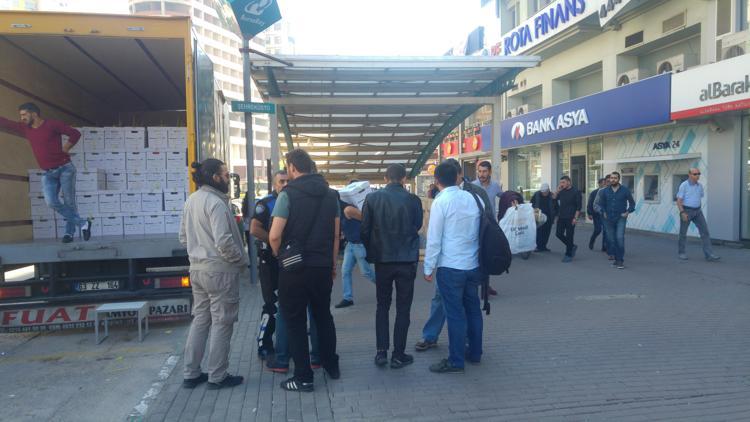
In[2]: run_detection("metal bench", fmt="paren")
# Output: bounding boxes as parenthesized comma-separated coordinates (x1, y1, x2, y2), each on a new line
(94, 301, 149, 344)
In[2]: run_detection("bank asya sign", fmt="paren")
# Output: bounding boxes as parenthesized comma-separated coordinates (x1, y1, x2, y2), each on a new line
(499, 0, 596, 56)
(501, 74, 672, 148)
(671, 54, 750, 120)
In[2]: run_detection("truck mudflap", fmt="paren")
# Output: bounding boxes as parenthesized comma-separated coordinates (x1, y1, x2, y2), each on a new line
(0, 297, 191, 333)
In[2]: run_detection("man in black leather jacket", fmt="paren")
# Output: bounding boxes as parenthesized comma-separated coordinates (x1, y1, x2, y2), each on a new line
(361, 164, 423, 369)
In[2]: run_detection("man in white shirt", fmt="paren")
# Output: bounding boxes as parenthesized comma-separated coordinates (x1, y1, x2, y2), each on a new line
(423, 162, 484, 374)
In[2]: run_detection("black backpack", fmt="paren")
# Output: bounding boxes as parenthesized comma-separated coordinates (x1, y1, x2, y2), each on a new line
(469, 192, 512, 314)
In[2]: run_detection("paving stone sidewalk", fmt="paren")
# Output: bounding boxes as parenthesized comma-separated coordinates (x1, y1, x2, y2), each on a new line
(144, 228, 750, 421)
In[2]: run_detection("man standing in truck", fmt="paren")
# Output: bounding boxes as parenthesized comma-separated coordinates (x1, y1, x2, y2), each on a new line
(0, 103, 92, 243)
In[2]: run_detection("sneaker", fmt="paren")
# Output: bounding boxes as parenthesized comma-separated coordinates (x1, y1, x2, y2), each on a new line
(534, 247, 550, 252)
(374, 351, 388, 367)
(82, 218, 92, 241)
(608, 255, 615, 261)
(207, 374, 243, 390)
(464, 350, 481, 365)
(678, 253, 689, 260)
(280, 377, 313, 392)
(61, 234, 73, 243)
(429, 359, 464, 374)
(415, 339, 437, 352)
(390, 353, 414, 369)
(588, 239, 595, 250)
(257, 348, 272, 361)
(310, 359, 322, 369)
(706, 255, 721, 262)
(571, 244, 578, 257)
(562, 256, 572, 263)
(266, 359, 289, 373)
(334, 299, 353, 309)
(182, 373, 208, 389)
(616, 261, 625, 269)
(487, 286, 498, 296)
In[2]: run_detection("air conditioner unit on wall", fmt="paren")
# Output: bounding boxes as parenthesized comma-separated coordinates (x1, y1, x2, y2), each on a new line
(656, 54, 685, 74)
(617, 69, 639, 86)
(721, 30, 749, 60)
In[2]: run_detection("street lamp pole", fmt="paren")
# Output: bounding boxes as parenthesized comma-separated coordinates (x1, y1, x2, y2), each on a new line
(242, 36, 258, 285)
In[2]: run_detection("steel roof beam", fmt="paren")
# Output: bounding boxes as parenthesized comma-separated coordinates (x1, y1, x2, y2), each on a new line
(265, 67, 294, 151)
(408, 68, 524, 178)
(271, 96, 497, 106)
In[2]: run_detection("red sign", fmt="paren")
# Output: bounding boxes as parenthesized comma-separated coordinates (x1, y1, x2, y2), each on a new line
(442, 141, 458, 156)
(462, 135, 482, 153)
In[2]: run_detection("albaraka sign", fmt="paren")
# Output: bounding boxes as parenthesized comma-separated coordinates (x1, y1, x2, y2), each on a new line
(671, 54, 750, 120)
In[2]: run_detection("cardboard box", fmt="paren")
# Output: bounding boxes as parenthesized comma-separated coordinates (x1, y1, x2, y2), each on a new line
(147, 127, 169, 139)
(105, 151, 127, 171)
(29, 194, 53, 217)
(147, 135, 169, 150)
(105, 127, 125, 139)
(105, 137, 125, 151)
(166, 171, 188, 191)
(106, 172, 127, 190)
(126, 152, 146, 172)
(141, 192, 163, 212)
(77, 169, 106, 192)
(164, 191, 185, 211)
(33, 217, 56, 240)
(98, 192, 121, 213)
(120, 192, 142, 213)
(164, 213, 181, 233)
(168, 137, 187, 150)
(146, 172, 167, 191)
(84, 152, 106, 170)
(165, 151, 186, 170)
(127, 172, 146, 191)
(82, 127, 105, 152)
(168, 127, 187, 139)
(75, 193, 99, 216)
(124, 127, 146, 151)
(69, 152, 85, 169)
(338, 181, 372, 210)
(144, 213, 166, 234)
(101, 215, 124, 236)
(123, 215, 145, 236)
(28, 170, 45, 193)
(146, 151, 166, 171)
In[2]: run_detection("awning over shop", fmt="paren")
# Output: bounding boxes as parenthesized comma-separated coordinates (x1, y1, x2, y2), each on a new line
(249, 55, 539, 182)
(595, 153, 701, 165)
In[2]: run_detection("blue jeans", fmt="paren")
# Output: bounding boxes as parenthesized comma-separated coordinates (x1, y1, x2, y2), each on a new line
(42, 162, 85, 236)
(274, 306, 319, 367)
(422, 284, 445, 343)
(604, 217, 627, 262)
(341, 242, 375, 301)
(436, 267, 483, 368)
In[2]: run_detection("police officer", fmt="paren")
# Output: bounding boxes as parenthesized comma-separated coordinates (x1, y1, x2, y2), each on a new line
(248, 169, 288, 359)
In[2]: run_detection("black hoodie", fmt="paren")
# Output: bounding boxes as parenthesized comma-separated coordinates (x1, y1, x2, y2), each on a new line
(281, 173, 339, 268)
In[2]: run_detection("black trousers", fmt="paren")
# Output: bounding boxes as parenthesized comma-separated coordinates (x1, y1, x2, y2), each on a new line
(536, 216, 553, 249)
(258, 256, 278, 352)
(590, 214, 607, 251)
(278, 266, 338, 383)
(556, 218, 577, 257)
(375, 263, 416, 356)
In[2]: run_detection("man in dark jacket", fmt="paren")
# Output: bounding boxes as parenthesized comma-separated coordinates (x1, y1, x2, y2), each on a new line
(531, 183, 555, 252)
(552, 175, 582, 263)
(269, 149, 340, 392)
(587, 177, 609, 252)
(594, 171, 636, 269)
(361, 164, 423, 369)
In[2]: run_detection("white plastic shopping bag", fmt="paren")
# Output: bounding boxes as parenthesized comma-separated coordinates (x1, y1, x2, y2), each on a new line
(499, 203, 537, 254)
(339, 181, 372, 210)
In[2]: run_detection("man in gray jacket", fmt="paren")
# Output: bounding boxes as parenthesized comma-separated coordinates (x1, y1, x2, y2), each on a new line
(180, 158, 249, 390)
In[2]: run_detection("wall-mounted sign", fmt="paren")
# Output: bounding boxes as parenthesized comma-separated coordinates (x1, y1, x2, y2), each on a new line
(442, 141, 459, 156)
(598, 0, 638, 27)
(671, 54, 750, 120)
(497, 0, 595, 56)
(501, 74, 671, 148)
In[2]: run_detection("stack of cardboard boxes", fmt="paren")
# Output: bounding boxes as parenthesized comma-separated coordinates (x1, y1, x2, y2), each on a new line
(30, 127, 189, 240)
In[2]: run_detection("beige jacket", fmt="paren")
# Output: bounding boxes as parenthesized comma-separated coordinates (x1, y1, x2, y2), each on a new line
(179, 185, 249, 273)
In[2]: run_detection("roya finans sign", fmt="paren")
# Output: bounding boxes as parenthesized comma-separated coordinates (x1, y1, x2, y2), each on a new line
(671, 54, 750, 119)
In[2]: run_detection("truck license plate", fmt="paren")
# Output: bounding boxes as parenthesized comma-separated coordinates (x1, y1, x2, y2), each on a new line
(74, 280, 120, 292)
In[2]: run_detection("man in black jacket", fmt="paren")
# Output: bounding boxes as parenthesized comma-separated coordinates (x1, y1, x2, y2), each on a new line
(269, 149, 340, 392)
(531, 183, 555, 252)
(552, 175, 582, 263)
(587, 177, 609, 252)
(361, 164, 423, 369)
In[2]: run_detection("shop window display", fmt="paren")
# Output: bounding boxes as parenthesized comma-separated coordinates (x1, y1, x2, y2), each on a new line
(644, 175, 660, 202)
(672, 175, 689, 202)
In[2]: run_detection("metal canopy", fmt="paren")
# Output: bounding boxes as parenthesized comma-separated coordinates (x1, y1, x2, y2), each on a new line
(250, 55, 539, 182)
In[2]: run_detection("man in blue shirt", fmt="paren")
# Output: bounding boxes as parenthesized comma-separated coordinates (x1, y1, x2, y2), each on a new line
(594, 172, 635, 269)
(472, 160, 502, 220)
(676, 168, 720, 261)
(335, 183, 376, 309)
(423, 162, 483, 374)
